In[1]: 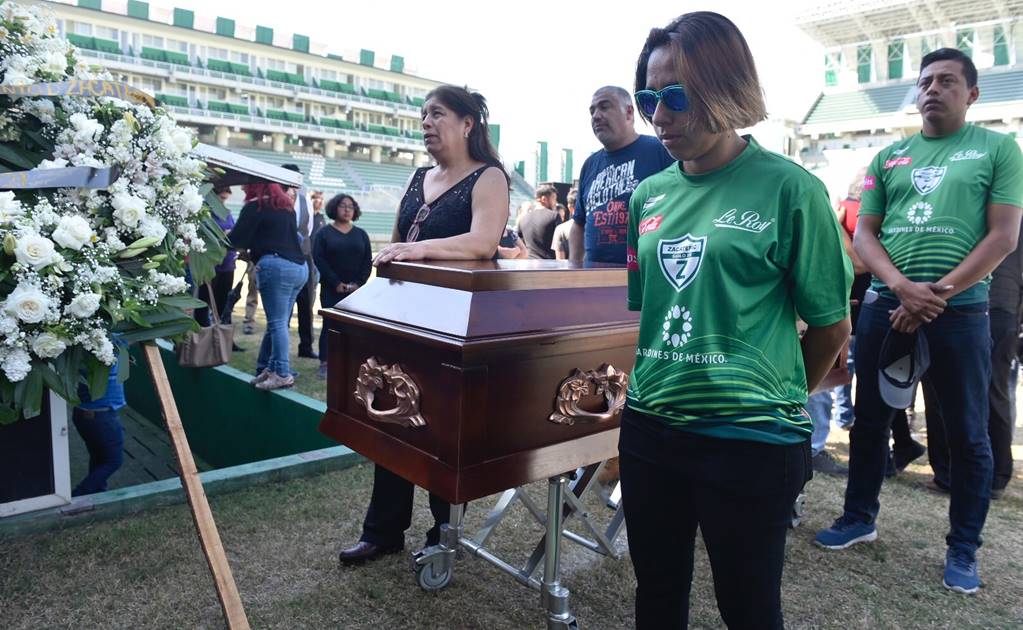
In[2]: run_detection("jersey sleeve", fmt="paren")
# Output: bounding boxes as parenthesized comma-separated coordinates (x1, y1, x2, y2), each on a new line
(627, 189, 642, 311)
(990, 136, 1023, 207)
(857, 150, 888, 217)
(784, 178, 853, 327)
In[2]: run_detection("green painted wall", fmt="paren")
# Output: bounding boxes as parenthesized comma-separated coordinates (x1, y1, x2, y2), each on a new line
(124, 343, 335, 469)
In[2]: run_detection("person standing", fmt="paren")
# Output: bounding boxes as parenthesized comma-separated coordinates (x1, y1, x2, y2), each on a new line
(281, 164, 319, 360)
(195, 184, 238, 328)
(71, 357, 126, 496)
(816, 48, 1023, 595)
(623, 13, 851, 628)
(338, 86, 510, 565)
(229, 182, 309, 390)
(553, 189, 576, 260)
(312, 193, 372, 378)
(516, 183, 560, 259)
(569, 86, 674, 264)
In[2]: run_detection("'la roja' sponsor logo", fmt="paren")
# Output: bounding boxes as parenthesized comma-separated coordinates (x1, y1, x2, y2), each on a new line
(639, 215, 663, 236)
(712, 209, 773, 233)
(884, 157, 912, 169)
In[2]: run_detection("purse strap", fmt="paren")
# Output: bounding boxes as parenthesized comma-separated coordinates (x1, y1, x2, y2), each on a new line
(204, 281, 222, 326)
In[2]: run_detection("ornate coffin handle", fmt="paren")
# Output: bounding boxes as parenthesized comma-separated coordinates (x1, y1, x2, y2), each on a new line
(549, 364, 629, 426)
(353, 357, 427, 428)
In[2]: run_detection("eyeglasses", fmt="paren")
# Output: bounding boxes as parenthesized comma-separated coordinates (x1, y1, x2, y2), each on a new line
(406, 202, 432, 242)
(633, 84, 690, 117)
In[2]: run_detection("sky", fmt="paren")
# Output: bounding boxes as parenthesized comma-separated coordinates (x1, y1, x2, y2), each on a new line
(162, 0, 828, 178)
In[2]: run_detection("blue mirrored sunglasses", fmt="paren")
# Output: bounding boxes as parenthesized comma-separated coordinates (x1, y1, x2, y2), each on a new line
(634, 85, 689, 117)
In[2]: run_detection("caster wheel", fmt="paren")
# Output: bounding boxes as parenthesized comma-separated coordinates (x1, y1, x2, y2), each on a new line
(790, 492, 806, 529)
(415, 561, 452, 591)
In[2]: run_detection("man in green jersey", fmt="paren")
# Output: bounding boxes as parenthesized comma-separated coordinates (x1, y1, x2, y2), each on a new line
(815, 48, 1023, 596)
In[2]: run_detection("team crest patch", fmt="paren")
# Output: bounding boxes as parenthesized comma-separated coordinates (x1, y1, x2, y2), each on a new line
(658, 234, 706, 293)
(911, 166, 946, 196)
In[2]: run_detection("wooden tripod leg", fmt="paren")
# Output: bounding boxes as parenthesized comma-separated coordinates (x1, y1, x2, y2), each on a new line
(142, 343, 250, 630)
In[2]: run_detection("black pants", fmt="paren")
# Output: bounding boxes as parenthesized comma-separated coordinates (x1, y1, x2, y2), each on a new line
(195, 270, 234, 326)
(295, 276, 315, 353)
(619, 408, 809, 630)
(318, 286, 346, 360)
(929, 307, 1015, 490)
(360, 464, 451, 549)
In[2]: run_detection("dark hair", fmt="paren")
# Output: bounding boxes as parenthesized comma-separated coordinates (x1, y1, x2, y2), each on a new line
(920, 47, 978, 88)
(212, 183, 232, 196)
(325, 193, 361, 221)
(634, 12, 766, 133)
(242, 182, 294, 211)
(424, 85, 510, 185)
(535, 184, 558, 199)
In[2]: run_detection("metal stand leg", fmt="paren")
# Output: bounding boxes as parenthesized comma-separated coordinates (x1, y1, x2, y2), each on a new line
(412, 503, 464, 590)
(542, 475, 578, 629)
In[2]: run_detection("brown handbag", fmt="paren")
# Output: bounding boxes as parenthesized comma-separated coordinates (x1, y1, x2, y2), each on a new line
(177, 282, 234, 368)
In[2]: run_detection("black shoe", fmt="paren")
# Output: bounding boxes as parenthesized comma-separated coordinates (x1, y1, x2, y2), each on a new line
(338, 541, 403, 565)
(894, 439, 926, 471)
(991, 487, 1006, 501)
(812, 450, 848, 476)
(297, 348, 319, 359)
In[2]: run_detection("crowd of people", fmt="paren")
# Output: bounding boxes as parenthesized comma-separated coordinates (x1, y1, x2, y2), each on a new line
(63, 9, 1022, 629)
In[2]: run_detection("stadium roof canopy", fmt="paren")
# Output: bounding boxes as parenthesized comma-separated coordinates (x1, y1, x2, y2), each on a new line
(797, 0, 1023, 47)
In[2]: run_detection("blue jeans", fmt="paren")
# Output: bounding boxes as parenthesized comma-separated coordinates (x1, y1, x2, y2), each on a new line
(256, 255, 308, 377)
(807, 391, 833, 456)
(844, 296, 992, 553)
(834, 337, 855, 428)
(71, 407, 124, 496)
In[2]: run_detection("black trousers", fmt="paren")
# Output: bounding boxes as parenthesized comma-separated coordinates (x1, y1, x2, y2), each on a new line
(929, 307, 1015, 490)
(360, 464, 451, 549)
(295, 276, 315, 353)
(195, 270, 234, 326)
(619, 407, 809, 630)
(318, 286, 346, 360)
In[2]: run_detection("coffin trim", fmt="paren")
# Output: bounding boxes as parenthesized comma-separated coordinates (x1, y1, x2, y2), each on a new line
(353, 357, 427, 428)
(549, 364, 629, 426)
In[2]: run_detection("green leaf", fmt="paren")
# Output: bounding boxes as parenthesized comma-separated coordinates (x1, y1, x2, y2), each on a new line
(85, 356, 111, 401)
(204, 187, 229, 221)
(117, 343, 130, 384)
(0, 142, 41, 170)
(19, 368, 44, 419)
(158, 294, 206, 309)
(20, 127, 55, 155)
(116, 319, 198, 344)
(0, 404, 18, 425)
(38, 363, 65, 397)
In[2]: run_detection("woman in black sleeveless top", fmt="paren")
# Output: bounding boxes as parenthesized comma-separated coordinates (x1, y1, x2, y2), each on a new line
(339, 86, 510, 565)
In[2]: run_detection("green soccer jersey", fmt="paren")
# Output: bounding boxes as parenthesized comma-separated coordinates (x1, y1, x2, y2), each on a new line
(860, 124, 1023, 304)
(626, 138, 852, 445)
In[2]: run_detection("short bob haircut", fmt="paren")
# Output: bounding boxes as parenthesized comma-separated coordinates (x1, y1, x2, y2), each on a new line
(325, 193, 361, 221)
(634, 12, 766, 134)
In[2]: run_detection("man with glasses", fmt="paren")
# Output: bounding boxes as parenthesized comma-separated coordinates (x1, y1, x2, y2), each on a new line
(569, 86, 673, 264)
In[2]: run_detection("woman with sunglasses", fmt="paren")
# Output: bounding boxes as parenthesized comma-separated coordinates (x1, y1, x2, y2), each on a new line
(338, 85, 510, 565)
(622, 12, 851, 628)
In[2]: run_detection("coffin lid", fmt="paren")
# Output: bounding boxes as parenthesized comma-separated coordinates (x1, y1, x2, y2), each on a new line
(325, 259, 638, 340)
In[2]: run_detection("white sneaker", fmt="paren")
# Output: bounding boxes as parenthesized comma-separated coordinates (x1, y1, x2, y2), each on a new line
(255, 372, 295, 391)
(249, 369, 271, 386)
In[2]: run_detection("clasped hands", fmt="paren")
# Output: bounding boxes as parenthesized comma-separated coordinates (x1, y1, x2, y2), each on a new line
(890, 281, 954, 333)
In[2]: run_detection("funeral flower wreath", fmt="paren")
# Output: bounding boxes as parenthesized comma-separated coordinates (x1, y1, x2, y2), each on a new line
(0, 1, 228, 422)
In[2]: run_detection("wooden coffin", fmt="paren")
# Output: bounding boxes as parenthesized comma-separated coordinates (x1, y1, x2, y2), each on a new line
(318, 260, 639, 504)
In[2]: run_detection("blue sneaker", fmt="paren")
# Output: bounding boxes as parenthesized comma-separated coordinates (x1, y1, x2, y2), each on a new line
(943, 547, 980, 594)
(814, 516, 877, 550)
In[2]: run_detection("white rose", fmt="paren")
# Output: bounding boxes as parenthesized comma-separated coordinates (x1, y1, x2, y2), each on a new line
(111, 192, 147, 229)
(51, 214, 95, 251)
(67, 292, 101, 318)
(31, 332, 66, 359)
(137, 216, 167, 244)
(39, 49, 67, 75)
(2, 348, 32, 382)
(36, 157, 68, 170)
(1, 67, 32, 87)
(14, 233, 58, 271)
(180, 185, 204, 215)
(170, 127, 193, 155)
(4, 283, 51, 323)
(0, 191, 24, 224)
(68, 113, 104, 143)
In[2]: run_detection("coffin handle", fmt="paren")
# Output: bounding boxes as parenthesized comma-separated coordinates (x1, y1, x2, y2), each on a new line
(549, 364, 629, 426)
(353, 357, 427, 428)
